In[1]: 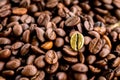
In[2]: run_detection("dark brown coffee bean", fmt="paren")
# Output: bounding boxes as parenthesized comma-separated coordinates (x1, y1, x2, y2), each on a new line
(0, 61, 5, 71)
(0, 49, 11, 59)
(31, 46, 45, 55)
(55, 28, 66, 37)
(7, 21, 19, 28)
(31, 70, 45, 80)
(110, 31, 118, 42)
(95, 59, 107, 67)
(21, 65, 37, 77)
(37, 13, 50, 26)
(112, 57, 120, 67)
(10, 16, 20, 22)
(89, 38, 103, 54)
(55, 37, 64, 48)
(11, 42, 24, 50)
(72, 63, 88, 72)
(63, 56, 78, 63)
(0, 0, 7, 7)
(34, 55, 45, 68)
(46, 0, 58, 8)
(95, 8, 108, 15)
(0, 27, 12, 37)
(27, 55, 36, 65)
(6, 59, 21, 69)
(28, 4, 38, 13)
(87, 55, 96, 64)
(65, 16, 80, 27)
(0, 37, 11, 45)
(2, 70, 14, 77)
(84, 20, 93, 31)
(13, 24, 23, 36)
(51, 16, 62, 24)
(22, 30, 30, 43)
(19, 77, 29, 80)
(99, 48, 110, 58)
(88, 31, 100, 38)
(63, 45, 78, 56)
(74, 73, 87, 80)
(45, 62, 59, 74)
(20, 43, 30, 56)
(35, 27, 45, 42)
(20, 0, 30, 8)
(45, 28, 56, 40)
(56, 72, 67, 80)
(96, 14, 106, 23)
(45, 50, 58, 64)
(89, 65, 101, 73)
(80, 3, 91, 11)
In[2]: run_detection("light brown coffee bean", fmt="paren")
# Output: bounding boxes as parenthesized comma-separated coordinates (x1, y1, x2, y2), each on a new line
(0, 37, 11, 45)
(87, 55, 96, 64)
(78, 52, 85, 63)
(107, 54, 116, 60)
(0, 49, 11, 59)
(99, 48, 110, 58)
(74, 73, 87, 80)
(112, 57, 120, 67)
(12, 8, 27, 15)
(88, 31, 100, 38)
(20, 14, 33, 24)
(6, 59, 21, 69)
(45, 50, 58, 64)
(55, 37, 64, 48)
(51, 16, 62, 24)
(34, 55, 45, 68)
(113, 0, 120, 8)
(41, 41, 53, 50)
(72, 63, 88, 72)
(21, 65, 37, 76)
(101, 0, 112, 4)
(65, 16, 80, 27)
(55, 28, 66, 37)
(84, 36, 92, 45)
(13, 24, 23, 36)
(0, 0, 7, 7)
(45, 62, 59, 74)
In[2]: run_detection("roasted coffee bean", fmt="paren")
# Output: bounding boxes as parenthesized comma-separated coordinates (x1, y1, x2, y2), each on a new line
(21, 65, 37, 76)
(78, 52, 85, 63)
(112, 57, 120, 67)
(87, 55, 96, 64)
(28, 4, 38, 13)
(34, 55, 45, 68)
(70, 31, 84, 51)
(20, 0, 30, 8)
(98, 76, 106, 80)
(46, 0, 58, 8)
(13, 24, 23, 36)
(65, 16, 80, 27)
(88, 31, 100, 38)
(19, 77, 29, 80)
(11, 42, 24, 50)
(84, 20, 93, 31)
(84, 36, 92, 45)
(45, 62, 59, 74)
(51, 16, 62, 24)
(55, 28, 66, 37)
(6, 59, 21, 69)
(12, 8, 27, 15)
(56, 72, 67, 80)
(27, 55, 36, 65)
(41, 41, 53, 50)
(31, 46, 45, 55)
(89, 65, 101, 73)
(0, 49, 11, 59)
(107, 54, 116, 60)
(20, 43, 30, 56)
(0, 61, 5, 71)
(74, 73, 87, 80)
(22, 30, 30, 43)
(55, 37, 64, 48)
(0, 38, 11, 45)
(45, 28, 56, 40)
(0, 0, 7, 7)
(45, 50, 58, 64)
(113, 0, 120, 8)
(20, 14, 33, 24)
(63, 56, 78, 63)
(2, 70, 14, 77)
(72, 63, 88, 72)
(89, 38, 103, 54)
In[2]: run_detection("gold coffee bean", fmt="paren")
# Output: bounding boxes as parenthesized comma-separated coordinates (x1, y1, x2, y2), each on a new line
(70, 31, 84, 51)
(41, 41, 53, 50)
(12, 8, 27, 15)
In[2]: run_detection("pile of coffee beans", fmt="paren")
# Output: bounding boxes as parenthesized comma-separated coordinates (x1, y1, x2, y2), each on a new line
(0, 0, 120, 80)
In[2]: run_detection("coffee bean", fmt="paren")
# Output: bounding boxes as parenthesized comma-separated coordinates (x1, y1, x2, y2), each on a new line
(19, 77, 29, 80)
(89, 65, 101, 73)
(20, 0, 30, 8)
(84, 36, 92, 45)
(0, 61, 5, 71)
(88, 31, 100, 38)
(34, 55, 45, 68)
(99, 48, 110, 58)
(46, 0, 58, 8)
(113, 0, 120, 8)
(0, 38, 11, 45)
(72, 63, 88, 72)
(98, 76, 106, 80)
(12, 8, 27, 15)
(0, 76, 5, 80)
(55, 28, 66, 37)
(31, 46, 45, 55)
(56, 72, 67, 80)
(112, 57, 120, 67)
(63, 56, 78, 63)
(6, 59, 21, 69)
(55, 37, 64, 48)
(27, 55, 36, 65)
(11, 42, 24, 50)
(45, 28, 56, 40)
(2, 70, 14, 77)
(84, 20, 93, 31)
(89, 38, 103, 54)
(74, 73, 87, 80)
(28, 4, 38, 13)
(45, 50, 58, 64)
(51, 16, 62, 24)
(41, 41, 53, 50)
(22, 30, 30, 43)
(0, 0, 7, 7)
(45, 62, 59, 74)
(101, 0, 112, 4)
(21, 65, 37, 76)
(87, 55, 96, 64)
(65, 16, 80, 27)
(20, 15, 33, 24)
(20, 43, 30, 56)
(13, 24, 23, 36)
(0, 49, 11, 59)
(107, 54, 116, 60)
(70, 31, 84, 51)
